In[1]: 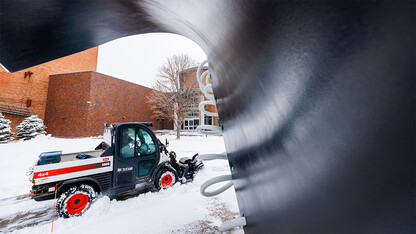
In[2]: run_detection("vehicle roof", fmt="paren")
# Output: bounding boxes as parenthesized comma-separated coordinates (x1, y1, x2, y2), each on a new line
(106, 122, 153, 128)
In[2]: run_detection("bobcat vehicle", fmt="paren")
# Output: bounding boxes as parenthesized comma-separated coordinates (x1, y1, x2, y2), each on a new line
(28, 123, 203, 218)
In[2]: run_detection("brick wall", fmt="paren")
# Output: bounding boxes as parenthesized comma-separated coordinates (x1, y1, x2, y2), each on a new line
(0, 47, 98, 134)
(87, 72, 169, 136)
(33, 47, 98, 74)
(45, 71, 173, 138)
(44, 73, 91, 137)
(181, 68, 201, 90)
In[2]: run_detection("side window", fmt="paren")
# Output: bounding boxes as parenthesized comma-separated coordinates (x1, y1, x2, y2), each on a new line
(120, 128, 135, 158)
(136, 129, 156, 156)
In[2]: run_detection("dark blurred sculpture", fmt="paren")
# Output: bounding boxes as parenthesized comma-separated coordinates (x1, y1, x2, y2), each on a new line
(1, 1, 414, 233)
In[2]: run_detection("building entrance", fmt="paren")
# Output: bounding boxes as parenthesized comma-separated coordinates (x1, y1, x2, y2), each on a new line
(183, 118, 199, 130)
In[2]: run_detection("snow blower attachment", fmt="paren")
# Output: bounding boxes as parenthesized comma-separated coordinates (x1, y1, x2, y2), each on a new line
(28, 122, 204, 218)
(170, 152, 204, 184)
(157, 140, 204, 186)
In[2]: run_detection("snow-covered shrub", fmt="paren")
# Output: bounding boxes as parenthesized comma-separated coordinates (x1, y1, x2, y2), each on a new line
(16, 115, 47, 141)
(0, 113, 14, 143)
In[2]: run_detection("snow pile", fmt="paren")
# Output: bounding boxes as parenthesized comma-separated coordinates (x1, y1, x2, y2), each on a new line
(16, 115, 47, 141)
(0, 132, 242, 234)
(0, 113, 14, 143)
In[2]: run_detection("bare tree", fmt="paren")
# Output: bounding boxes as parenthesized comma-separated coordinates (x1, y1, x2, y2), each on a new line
(148, 54, 199, 139)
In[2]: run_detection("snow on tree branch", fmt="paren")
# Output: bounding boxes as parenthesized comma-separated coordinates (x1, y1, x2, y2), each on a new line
(0, 113, 14, 143)
(16, 115, 47, 141)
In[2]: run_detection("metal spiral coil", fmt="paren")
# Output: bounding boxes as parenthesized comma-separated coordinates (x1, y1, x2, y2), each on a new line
(196, 60, 222, 135)
(195, 61, 245, 232)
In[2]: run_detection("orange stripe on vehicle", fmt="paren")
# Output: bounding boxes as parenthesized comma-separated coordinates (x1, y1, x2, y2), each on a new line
(33, 162, 110, 179)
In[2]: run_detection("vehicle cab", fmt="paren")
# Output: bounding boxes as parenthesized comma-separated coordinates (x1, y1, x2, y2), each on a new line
(103, 123, 170, 194)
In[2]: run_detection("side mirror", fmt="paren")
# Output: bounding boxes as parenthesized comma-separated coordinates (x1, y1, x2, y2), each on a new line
(165, 138, 169, 147)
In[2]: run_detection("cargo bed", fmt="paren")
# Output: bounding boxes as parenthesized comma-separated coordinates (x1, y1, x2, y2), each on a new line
(30, 150, 113, 185)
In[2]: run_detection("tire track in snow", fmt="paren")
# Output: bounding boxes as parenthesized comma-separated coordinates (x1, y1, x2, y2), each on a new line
(0, 195, 54, 233)
(0, 184, 157, 233)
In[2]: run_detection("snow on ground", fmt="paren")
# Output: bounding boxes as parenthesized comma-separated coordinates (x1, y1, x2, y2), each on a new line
(0, 132, 242, 233)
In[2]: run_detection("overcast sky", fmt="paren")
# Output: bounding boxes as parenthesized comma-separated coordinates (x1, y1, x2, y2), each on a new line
(97, 33, 207, 88)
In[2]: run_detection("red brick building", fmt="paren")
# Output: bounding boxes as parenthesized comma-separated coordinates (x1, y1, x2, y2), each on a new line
(45, 71, 173, 137)
(0, 47, 172, 138)
(0, 47, 99, 134)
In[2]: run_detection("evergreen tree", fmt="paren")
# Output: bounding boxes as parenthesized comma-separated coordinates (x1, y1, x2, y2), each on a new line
(0, 113, 14, 143)
(16, 115, 47, 140)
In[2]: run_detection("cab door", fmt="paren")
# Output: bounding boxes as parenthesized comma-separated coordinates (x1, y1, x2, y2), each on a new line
(113, 124, 159, 190)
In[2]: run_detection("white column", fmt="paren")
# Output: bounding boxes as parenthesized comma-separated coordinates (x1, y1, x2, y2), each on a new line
(173, 102, 178, 130)
(200, 94, 205, 126)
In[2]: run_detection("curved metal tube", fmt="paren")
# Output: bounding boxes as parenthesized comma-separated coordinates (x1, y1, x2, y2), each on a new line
(200, 175, 233, 197)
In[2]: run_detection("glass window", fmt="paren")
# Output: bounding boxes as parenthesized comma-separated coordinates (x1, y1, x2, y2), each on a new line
(120, 128, 135, 158)
(120, 128, 156, 157)
(136, 129, 156, 156)
(204, 116, 212, 125)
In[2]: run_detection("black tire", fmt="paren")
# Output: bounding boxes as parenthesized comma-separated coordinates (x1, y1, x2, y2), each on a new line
(154, 167, 178, 190)
(56, 184, 96, 218)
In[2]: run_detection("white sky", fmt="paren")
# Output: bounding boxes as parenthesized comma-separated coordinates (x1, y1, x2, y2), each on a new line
(96, 33, 207, 88)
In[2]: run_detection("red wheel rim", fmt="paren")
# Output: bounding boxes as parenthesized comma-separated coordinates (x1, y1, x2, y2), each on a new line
(65, 193, 89, 214)
(161, 174, 173, 188)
